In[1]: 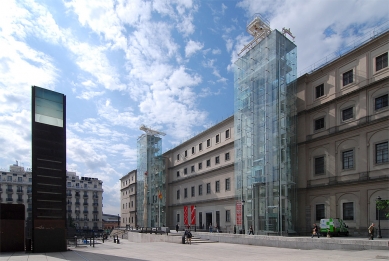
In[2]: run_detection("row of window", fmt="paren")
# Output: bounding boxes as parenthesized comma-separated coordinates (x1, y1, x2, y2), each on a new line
(122, 201, 135, 209)
(314, 52, 388, 99)
(177, 152, 231, 177)
(314, 141, 388, 175)
(122, 216, 135, 224)
(177, 129, 231, 161)
(314, 94, 388, 132)
(315, 201, 389, 221)
(177, 178, 231, 199)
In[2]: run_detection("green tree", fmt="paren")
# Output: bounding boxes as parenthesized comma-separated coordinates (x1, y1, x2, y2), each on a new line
(376, 199, 389, 219)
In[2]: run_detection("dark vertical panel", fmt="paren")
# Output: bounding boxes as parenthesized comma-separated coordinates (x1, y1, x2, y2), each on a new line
(31, 86, 67, 252)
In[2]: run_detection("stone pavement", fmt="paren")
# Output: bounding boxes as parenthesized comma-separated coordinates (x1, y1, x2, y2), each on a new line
(1, 238, 388, 261)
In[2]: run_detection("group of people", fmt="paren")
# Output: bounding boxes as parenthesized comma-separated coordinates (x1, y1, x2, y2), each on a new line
(311, 222, 376, 240)
(176, 224, 193, 244)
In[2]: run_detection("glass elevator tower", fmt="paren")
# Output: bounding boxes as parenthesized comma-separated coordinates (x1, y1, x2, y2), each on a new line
(234, 14, 297, 235)
(136, 126, 166, 227)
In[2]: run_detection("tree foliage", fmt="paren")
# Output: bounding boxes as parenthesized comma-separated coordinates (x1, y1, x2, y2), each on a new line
(376, 199, 389, 219)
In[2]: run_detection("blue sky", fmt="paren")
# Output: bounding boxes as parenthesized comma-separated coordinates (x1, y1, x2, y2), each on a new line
(0, 0, 388, 214)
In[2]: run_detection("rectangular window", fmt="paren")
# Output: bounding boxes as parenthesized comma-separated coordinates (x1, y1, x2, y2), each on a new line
(375, 94, 388, 110)
(376, 142, 389, 164)
(314, 156, 325, 175)
(315, 204, 325, 220)
(315, 84, 324, 99)
(185, 150, 188, 157)
(206, 159, 211, 167)
(343, 70, 353, 86)
(7, 176, 12, 181)
(207, 139, 211, 147)
(206, 183, 211, 194)
(176, 171, 180, 177)
(216, 134, 220, 143)
(177, 190, 180, 200)
(177, 154, 180, 161)
(191, 186, 195, 197)
(198, 184, 203, 196)
(225, 129, 230, 139)
(199, 143, 202, 151)
(342, 150, 354, 169)
(184, 188, 188, 198)
(192, 146, 195, 154)
(184, 168, 188, 174)
(342, 107, 353, 121)
(191, 165, 195, 173)
(177, 213, 180, 223)
(376, 52, 388, 71)
(18, 177, 22, 182)
(215, 181, 220, 193)
(314, 117, 325, 131)
(198, 162, 202, 170)
(225, 152, 230, 161)
(343, 202, 354, 220)
(215, 156, 220, 164)
(226, 210, 231, 222)
(225, 178, 230, 191)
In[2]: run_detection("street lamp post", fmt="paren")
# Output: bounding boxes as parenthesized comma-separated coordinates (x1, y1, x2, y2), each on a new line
(377, 196, 382, 238)
(118, 214, 120, 228)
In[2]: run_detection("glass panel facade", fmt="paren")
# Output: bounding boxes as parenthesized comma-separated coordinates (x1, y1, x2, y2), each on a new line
(234, 27, 297, 235)
(34, 87, 64, 127)
(136, 134, 165, 227)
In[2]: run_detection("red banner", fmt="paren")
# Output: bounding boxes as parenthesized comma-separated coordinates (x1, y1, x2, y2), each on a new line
(236, 201, 242, 226)
(184, 206, 188, 225)
(190, 205, 196, 225)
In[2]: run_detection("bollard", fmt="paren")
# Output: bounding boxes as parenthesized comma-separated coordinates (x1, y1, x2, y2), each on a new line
(114, 237, 116, 243)
(75, 236, 77, 247)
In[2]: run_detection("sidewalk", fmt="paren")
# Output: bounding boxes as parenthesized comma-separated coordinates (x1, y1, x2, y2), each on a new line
(1, 237, 388, 261)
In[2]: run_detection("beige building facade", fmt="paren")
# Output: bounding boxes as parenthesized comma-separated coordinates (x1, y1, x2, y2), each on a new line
(120, 169, 137, 228)
(296, 32, 389, 235)
(164, 116, 236, 232)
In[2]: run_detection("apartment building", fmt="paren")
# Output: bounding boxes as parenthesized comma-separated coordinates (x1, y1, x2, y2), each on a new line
(0, 163, 33, 220)
(0, 163, 104, 231)
(120, 169, 137, 228)
(296, 31, 389, 235)
(164, 116, 235, 232)
(66, 171, 104, 231)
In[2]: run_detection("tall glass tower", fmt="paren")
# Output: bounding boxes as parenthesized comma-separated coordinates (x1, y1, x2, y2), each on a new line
(136, 126, 166, 227)
(234, 14, 297, 235)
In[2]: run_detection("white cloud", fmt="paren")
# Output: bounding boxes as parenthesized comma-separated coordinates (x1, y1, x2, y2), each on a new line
(212, 48, 222, 55)
(236, 0, 389, 74)
(185, 40, 204, 57)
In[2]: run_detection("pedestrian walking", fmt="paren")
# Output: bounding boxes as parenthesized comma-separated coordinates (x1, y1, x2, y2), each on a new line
(209, 223, 213, 233)
(368, 223, 375, 240)
(249, 226, 254, 235)
(311, 223, 320, 238)
(176, 223, 179, 233)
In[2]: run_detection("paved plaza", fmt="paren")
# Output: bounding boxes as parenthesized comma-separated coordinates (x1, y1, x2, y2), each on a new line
(1, 238, 388, 261)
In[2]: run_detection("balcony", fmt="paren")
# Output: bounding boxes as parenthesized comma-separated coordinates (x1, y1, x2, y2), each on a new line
(16, 189, 23, 194)
(93, 195, 98, 199)
(92, 219, 99, 221)
(92, 226, 99, 230)
(93, 211, 98, 214)
(27, 190, 32, 195)
(27, 198, 32, 203)
(83, 194, 88, 199)
(67, 210, 72, 213)
(75, 210, 80, 214)
(6, 198, 13, 202)
(6, 189, 13, 193)
(67, 193, 72, 197)
(83, 202, 88, 206)
(75, 202, 80, 206)
(75, 193, 80, 198)
(27, 208, 32, 212)
(17, 198, 23, 203)
(83, 210, 88, 214)
(93, 203, 98, 206)
(67, 201, 72, 205)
